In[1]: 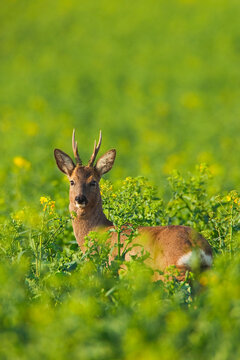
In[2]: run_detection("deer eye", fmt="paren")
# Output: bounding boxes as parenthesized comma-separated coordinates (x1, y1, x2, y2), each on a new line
(90, 180, 97, 187)
(70, 180, 75, 186)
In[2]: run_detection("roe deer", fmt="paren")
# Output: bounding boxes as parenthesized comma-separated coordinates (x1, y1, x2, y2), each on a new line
(54, 130, 212, 280)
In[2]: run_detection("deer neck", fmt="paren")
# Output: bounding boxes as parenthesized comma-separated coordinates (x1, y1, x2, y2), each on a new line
(70, 198, 112, 250)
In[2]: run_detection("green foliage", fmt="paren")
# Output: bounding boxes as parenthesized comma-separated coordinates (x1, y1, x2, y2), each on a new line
(1, 168, 240, 359)
(1, 0, 240, 357)
(166, 166, 240, 254)
(101, 177, 163, 227)
(100, 170, 240, 254)
(0, 0, 240, 199)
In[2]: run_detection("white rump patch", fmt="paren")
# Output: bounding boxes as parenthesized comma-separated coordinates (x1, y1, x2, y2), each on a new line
(177, 251, 193, 267)
(177, 250, 212, 268)
(199, 250, 213, 267)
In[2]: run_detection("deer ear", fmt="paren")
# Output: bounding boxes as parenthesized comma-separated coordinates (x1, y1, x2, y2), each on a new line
(54, 149, 75, 176)
(95, 149, 116, 176)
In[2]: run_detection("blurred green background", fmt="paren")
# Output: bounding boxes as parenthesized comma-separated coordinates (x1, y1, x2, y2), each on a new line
(1, 2, 240, 358)
(0, 0, 240, 209)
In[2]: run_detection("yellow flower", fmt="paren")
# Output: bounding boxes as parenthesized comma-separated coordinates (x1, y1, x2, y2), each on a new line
(24, 121, 39, 137)
(13, 156, 31, 170)
(199, 275, 208, 286)
(234, 198, 240, 205)
(199, 163, 207, 173)
(40, 197, 55, 214)
(40, 196, 48, 204)
(225, 191, 238, 203)
(180, 92, 202, 109)
(13, 209, 25, 222)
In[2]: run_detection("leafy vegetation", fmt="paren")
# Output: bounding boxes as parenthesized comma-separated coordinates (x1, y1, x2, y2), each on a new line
(1, 170, 240, 359)
(1, 0, 240, 358)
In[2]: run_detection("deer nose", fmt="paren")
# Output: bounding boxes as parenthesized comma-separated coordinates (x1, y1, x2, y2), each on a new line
(75, 195, 88, 205)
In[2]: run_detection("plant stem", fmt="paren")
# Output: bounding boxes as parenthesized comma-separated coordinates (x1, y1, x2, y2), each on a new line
(229, 202, 233, 257)
(117, 230, 121, 259)
(38, 234, 42, 277)
(35, 252, 38, 277)
(38, 211, 45, 277)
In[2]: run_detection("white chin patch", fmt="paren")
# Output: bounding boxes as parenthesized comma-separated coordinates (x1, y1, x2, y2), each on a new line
(76, 203, 86, 209)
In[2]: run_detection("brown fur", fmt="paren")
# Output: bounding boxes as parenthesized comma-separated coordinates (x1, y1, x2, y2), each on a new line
(54, 131, 213, 281)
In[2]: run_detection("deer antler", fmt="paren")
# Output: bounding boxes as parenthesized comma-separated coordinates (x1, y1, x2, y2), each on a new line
(72, 129, 82, 165)
(88, 130, 102, 167)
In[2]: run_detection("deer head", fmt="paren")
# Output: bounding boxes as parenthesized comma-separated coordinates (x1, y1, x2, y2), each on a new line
(54, 130, 116, 217)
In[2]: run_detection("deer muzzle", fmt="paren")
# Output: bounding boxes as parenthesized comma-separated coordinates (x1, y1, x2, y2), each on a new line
(75, 195, 88, 208)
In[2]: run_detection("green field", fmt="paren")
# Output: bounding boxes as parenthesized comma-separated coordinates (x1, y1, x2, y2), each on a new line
(1, 1, 240, 359)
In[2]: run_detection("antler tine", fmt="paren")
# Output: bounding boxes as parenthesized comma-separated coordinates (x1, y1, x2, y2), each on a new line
(88, 130, 102, 166)
(72, 129, 82, 165)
